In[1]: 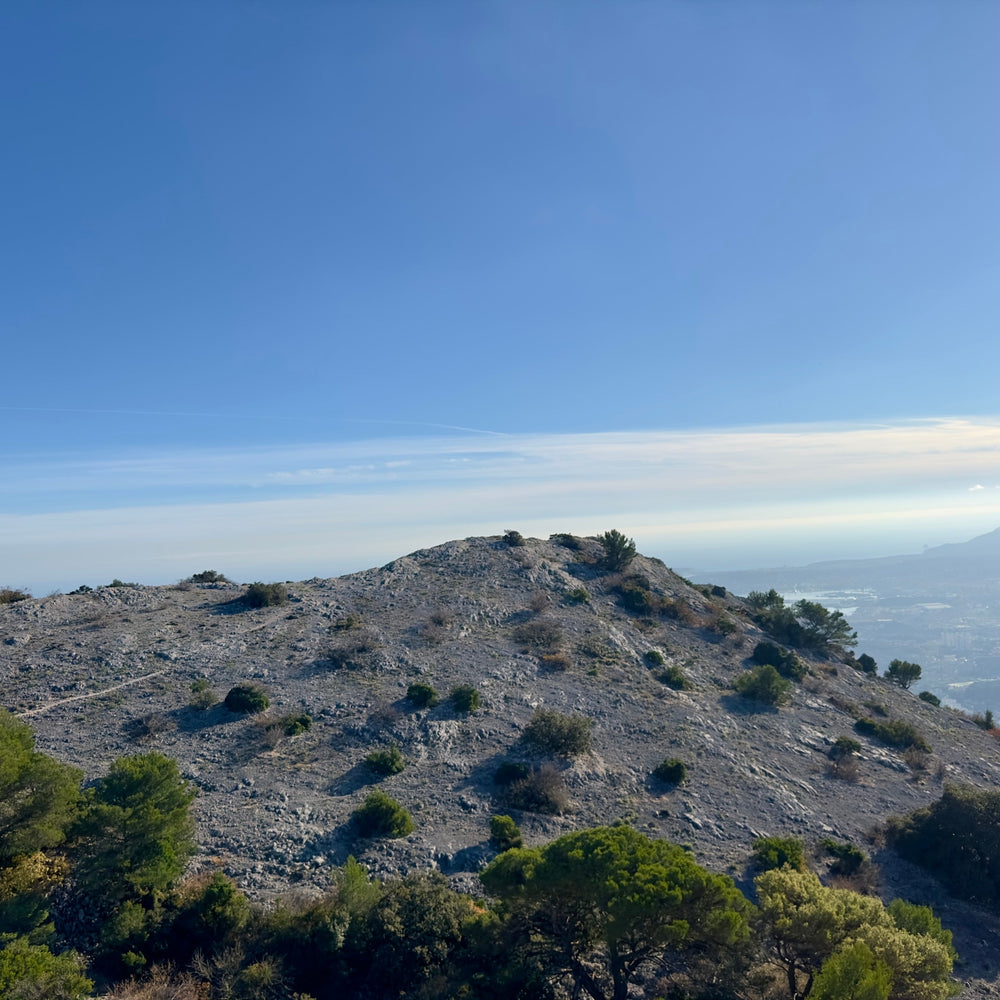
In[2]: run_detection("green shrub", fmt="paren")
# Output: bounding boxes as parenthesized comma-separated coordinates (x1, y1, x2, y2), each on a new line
(619, 584, 656, 616)
(887, 783, 1000, 906)
(644, 649, 666, 667)
(918, 690, 942, 707)
(854, 717, 929, 752)
(657, 665, 690, 690)
(188, 570, 229, 584)
(450, 685, 481, 713)
(189, 679, 216, 710)
(752, 641, 807, 681)
(502, 529, 526, 547)
(224, 684, 270, 714)
(856, 653, 878, 674)
(332, 613, 362, 630)
(652, 758, 686, 785)
(243, 582, 287, 608)
(365, 746, 405, 777)
(565, 586, 590, 604)
(275, 713, 312, 736)
(598, 529, 637, 571)
(489, 814, 523, 852)
(820, 838, 866, 876)
(352, 791, 414, 838)
(752, 835, 806, 872)
(734, 664, 792, 706)
(863, 700, 888, 717)
(829, 736, 862, 760)
(493, 761, 529, 787)
(107, 579, 138, 588)
(0, 588, 30, 605)
(406, 682, 439, 708)
(550, 532, 581, 550)
(521, 708, 593, 757)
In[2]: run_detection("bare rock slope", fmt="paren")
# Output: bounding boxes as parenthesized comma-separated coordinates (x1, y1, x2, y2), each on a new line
(4, 534, 1000, 986)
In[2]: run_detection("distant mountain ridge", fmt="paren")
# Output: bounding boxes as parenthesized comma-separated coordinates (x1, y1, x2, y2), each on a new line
(699, 527, 1000, 716)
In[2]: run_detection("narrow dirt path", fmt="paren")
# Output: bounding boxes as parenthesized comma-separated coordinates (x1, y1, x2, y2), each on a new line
(16, 669, 169, 717)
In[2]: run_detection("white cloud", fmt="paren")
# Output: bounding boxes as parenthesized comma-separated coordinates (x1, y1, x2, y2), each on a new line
(5, 417, 1000, 592)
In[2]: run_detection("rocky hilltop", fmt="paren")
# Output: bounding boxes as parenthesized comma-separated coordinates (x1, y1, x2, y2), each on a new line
(4, 533, 1000, 987)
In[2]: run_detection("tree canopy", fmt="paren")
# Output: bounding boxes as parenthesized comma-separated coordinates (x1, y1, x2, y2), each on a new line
(71, 752, 197, 907)
(755, 867, 958, 1000)
(481, 825, 750, 1000)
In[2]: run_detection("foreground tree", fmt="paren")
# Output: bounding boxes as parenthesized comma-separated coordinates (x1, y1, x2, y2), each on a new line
(481, 826, 751, 1000)
(755, 867, 958, 1000)
(0, 712, 81, 941)
(71, 753, 197, 909)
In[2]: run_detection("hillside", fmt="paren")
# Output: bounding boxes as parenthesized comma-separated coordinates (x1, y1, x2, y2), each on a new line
(4, 533, 1000, 991)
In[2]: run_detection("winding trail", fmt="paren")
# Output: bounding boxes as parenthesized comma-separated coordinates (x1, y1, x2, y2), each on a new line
(16, 669, 169, 717)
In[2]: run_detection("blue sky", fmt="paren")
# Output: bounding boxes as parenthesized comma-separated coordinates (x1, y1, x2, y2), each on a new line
(4, 3, 1000, 592)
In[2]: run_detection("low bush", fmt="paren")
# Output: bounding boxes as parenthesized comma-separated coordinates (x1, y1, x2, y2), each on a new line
(619, 584, 656, 616)
(863, 700, 888, 717)
(856, 653, 878, 674)
(276, 714, 312, 736)
(489, 814, 523, 852)
(188, 570, 229, 584)
(565, 586, 590, 604)
(820, 838, 866, 876)
(406, 682, 439, 708)
(971, 709, 995, 731)
(331, 613, 362, 631)
(521, 708, 593, 757)
(450, 685, 481, 713)
(528, 591, 551, 614)
(656, 665, 690, 690)
(855, 717, 930, 752)
(829, 736, 861, 760)
(352, 791, 414, 838)
(550, 532, 581, 550)
(0, 588, 30, 605)
(643, 649, 666, 667)
(502, 529, 525, 547)
(752, 641, 807, 681)
(539, 653, 571, 672)
(189, 679, 216, 710)
(128, 711, 176, 742)
(501, 764, 570, 814)
(327, 631, 379, 669)
(652, 758, 686, 785)
(242, 582, 287, 608)
(903, 746, 931, 773)
(734, 664, 792, 706)
(918, 690, 942, 707)
(514, 620, 564, 653)
(365, 746, 405, 777)
(224, 684, 270, 714)
(752, 836, 806, 872)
